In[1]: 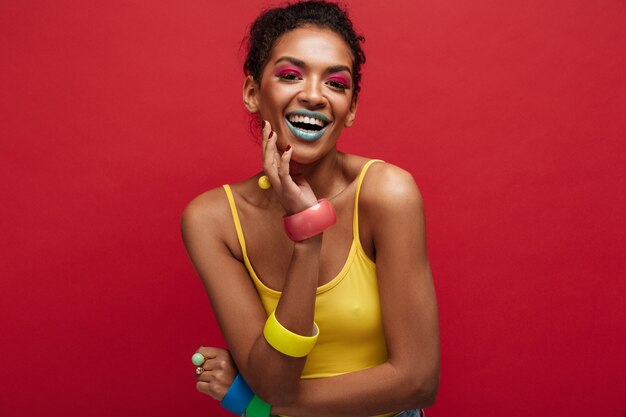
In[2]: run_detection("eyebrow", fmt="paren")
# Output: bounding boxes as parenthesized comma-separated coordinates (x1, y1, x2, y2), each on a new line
(274, 56, 352, 75)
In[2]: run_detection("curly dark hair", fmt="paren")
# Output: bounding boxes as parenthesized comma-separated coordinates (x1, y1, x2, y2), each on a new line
(243, 0, 366, 100)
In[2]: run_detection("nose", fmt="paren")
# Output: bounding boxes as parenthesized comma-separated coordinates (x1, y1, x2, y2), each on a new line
(298, 78, 326, 108)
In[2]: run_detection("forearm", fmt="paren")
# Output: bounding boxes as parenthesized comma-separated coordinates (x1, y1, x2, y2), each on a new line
(271, 360, 438, 417)
(244, 236, 322, 405)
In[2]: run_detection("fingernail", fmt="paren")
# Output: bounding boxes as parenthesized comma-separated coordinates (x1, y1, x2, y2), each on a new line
(269, 131, 274, 139)
(262, 120, 266, 129)
(286, 145, 291, 151)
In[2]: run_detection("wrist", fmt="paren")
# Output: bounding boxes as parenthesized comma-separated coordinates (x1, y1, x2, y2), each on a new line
(284, 198, 319, 216)
(290, 235, 322, 263)
(293, 233, 322, 247)
(221, 373, 255, 415)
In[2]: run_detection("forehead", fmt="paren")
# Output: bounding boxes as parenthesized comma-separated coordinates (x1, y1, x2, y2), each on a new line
(269, 26, 353, 69)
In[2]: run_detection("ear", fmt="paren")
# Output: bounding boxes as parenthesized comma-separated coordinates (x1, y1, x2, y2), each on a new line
(243, 75, 260, 113)
(344, 98, 358, 128)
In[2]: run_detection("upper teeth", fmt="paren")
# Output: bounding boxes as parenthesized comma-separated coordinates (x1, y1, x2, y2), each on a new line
(288, 114, 326, 127)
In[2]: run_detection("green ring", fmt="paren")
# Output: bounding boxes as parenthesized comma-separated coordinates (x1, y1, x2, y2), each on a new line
(191, 353, 205, 366)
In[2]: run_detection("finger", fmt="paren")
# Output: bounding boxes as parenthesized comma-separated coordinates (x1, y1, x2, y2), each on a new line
(262, 120, 270, 139)
(197, 377, 229, 401)
(196, 370, 213, 383)
(196, 380, 211, 395)
(196, 380, 220, 400)
(204, 347, 230, 360)
(261, 120, 271, 155)
(202, 358, 227, 372)
(263, 130, 282, 187)
(277, 146, 300, 196)
(261, 125, 272, 164)
(261, 121, 277, 166)
(277, 145, 292, 180)
(196, 368, 230, 384)
(195, 346, 221, 361)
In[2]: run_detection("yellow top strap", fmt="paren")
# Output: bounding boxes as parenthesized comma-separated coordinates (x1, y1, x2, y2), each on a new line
(353, 160, 384, 244)
(222, 184, 252, 268)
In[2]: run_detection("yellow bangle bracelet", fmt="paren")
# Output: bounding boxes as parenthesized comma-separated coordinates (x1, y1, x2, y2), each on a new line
(263, 310, 319, 357)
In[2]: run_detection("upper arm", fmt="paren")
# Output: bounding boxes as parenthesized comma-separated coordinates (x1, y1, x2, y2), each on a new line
(363, 165, 440, 389)
(180, 190, 268, 378)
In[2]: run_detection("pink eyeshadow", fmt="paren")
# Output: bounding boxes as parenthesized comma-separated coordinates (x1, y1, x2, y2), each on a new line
(275, 66, 302, 76)
(327, 75, 351, 87)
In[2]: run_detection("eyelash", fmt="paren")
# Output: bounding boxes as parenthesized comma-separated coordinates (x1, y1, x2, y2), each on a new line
(326, 79, 350, 90)
(277, 72, 301, 81)
(277, 73, 350, 92)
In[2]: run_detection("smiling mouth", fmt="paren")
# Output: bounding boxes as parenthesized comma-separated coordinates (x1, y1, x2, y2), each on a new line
(286, 113, 329, 132)
(285, 111, 331, 141)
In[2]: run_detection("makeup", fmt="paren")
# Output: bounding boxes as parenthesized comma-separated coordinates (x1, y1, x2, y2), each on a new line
(285, 109, 330, 142)
(326, 74, 351, 89)
(275, 66, 302, 78)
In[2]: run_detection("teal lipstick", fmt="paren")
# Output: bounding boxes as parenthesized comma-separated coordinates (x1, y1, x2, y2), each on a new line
(285, 110, 330, 142)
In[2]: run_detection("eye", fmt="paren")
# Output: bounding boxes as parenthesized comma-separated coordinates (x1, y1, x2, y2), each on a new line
(276, 71, 302, 81)
(326, 79, 349, 90)
(325, 75, 351, 91)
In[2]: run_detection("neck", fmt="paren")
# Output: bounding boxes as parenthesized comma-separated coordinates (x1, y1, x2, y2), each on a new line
(297, 150, 347, 201)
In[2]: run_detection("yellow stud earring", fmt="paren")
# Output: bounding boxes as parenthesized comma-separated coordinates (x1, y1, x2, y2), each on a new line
(258, 175, 271, 190)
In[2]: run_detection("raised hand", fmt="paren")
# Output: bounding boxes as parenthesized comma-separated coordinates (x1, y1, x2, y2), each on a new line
(261, 121, 318, 214)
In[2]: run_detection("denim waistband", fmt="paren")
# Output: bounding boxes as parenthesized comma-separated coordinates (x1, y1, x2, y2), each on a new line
(393, 409, 424, 417)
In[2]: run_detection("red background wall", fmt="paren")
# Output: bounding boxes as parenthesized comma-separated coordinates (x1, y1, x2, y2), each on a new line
(1, 0, 625, 416)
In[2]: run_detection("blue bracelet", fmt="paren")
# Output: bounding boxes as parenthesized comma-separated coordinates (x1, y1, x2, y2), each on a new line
(220, 373, 255, 415)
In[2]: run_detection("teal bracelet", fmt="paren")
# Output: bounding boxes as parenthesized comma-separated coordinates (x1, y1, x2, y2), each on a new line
(245, 394, 271, 417)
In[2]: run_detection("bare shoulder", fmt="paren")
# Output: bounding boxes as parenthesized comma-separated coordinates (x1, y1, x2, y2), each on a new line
(361, 161, 424, 216)
(180, 186, 232, 245)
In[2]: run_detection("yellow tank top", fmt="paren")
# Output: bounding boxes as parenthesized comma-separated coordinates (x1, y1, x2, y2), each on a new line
(224, 160, 396, 417)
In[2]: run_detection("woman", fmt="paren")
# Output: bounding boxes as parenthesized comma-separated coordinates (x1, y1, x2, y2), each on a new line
(182, 2, 439, 416)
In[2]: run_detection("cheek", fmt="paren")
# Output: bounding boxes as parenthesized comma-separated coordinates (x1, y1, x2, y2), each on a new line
(335, 102, 354, 119)
(256, 88, 280, 117)
(260, 83, 293, 109)
(335, 101, 356, 127)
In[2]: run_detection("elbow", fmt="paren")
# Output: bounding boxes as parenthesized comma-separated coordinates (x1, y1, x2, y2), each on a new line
(413, 380, 439, 408)
(409, 370, 440, 408)
(395, 364, 439, 409)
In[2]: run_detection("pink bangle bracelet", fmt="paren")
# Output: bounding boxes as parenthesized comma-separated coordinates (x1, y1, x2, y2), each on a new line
(283, 199, 337, 242)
